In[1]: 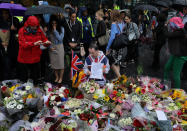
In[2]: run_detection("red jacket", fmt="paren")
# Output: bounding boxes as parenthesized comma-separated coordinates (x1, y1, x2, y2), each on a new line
(17, 16, 48, 64)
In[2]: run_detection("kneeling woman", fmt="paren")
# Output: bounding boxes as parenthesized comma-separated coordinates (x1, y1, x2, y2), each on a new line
(48, 16, 65, 84)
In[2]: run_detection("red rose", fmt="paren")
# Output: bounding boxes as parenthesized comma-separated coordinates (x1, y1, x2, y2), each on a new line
(79, 113, 88, 121)
(150, 121, 156, 126)
(76, 94, 84, 99)
(133, 119, 144, 127)
(55, 96, 61, 102)
(1, 86, 7, 92)
(177, 111, 182, 116)
(61, 105, 64, 109)
(64, 89, 69, 94)
(141, 89, 146, 94)
(45, 98, 50, 107)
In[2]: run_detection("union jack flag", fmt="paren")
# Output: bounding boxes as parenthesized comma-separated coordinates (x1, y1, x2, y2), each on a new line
(71, 51, 84, 79)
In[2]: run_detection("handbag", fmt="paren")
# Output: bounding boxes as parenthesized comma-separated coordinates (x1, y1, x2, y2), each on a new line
(111, 24, 129, 49)
(66, 20, 86, 56)
(98, 22, 110, 46)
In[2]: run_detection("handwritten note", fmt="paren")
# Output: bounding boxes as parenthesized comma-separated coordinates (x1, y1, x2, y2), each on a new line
(90, 62, 103, 79)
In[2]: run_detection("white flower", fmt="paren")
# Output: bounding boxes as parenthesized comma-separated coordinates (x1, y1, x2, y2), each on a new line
(106, 83, 114, 90)
(19, 99, 24, 103)
(109, 113, 116, 119)
(174, 106, 179, 110)
(26, 86, 31, 90)
(57, 102, 61, 106)
(169, 103, 175, 107)
(20, 91, 27, 96)
(4, 97, 9, 101)
(125, 94, 129, 99)
(6, 104, 11, 109)
(13, 94, 19, 99)
(17, 104, 24, 110)
(51, 95, 56, 101)
(59, 94, 64, 98)
(70, 121, 77, 128)
(59, 87, 66, 91)
(9, 101, 17, 108)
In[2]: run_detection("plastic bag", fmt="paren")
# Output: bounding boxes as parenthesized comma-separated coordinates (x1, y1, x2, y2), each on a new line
(2, 80, 19, 87)
(26, 98, 40, 108)
(9, 120, 33, 131)
(131, 103, 147, 119)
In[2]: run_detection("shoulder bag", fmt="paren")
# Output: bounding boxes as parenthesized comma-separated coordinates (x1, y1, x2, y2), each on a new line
(111, 23, 129, 49)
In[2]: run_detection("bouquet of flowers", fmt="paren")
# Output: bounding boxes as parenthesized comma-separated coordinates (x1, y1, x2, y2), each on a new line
(45, 86, 70, 108)
(64, 98, 83, 109)
(118, 117, 133, 130)
(61, 119, 78, 131)
(112, 75, 128, 89)
(79, 81, 100, 94)
(79, 81, 100, 100)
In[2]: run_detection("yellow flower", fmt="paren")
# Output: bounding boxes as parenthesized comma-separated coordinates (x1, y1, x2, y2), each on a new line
(122, 75, 128, 83)
(121, 94, 125, 99)
(181, 120, 187, 125)
(135, 87, 141, 94)
(104, 96, 110, 102)
(102, 89, 105, 94)
(93, 95, 98, 99)
(27, 94, 33, 99)
(112, 97, 117, 101)
(170, 94, 176, 100)
(184, 101, 187, 108)
(10, 86, 16, 92)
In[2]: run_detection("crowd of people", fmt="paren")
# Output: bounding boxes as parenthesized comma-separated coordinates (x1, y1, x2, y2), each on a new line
(0, 3, 187, 89)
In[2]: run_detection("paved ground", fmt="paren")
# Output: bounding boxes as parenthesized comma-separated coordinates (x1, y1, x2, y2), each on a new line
(45, 43, 187, 91)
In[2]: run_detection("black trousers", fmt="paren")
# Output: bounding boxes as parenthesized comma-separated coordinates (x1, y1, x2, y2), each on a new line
(152, 43, 164, 67)
(40, 49, 49, 78)
(17, 62, 40, 85)
(125, 40, 138, 62)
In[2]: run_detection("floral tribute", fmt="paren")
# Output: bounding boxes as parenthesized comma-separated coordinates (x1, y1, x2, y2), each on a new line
(0, 75, 186, 131)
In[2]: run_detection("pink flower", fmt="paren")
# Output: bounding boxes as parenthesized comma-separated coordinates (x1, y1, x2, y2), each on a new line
(89, 87, 95, 93)
(48, 88, 52, 92)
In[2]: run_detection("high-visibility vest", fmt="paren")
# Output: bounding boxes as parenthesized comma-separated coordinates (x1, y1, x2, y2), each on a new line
(77, 17, 95, 38)
(114, 5, 120, 10)
(15, 16, 23, 22)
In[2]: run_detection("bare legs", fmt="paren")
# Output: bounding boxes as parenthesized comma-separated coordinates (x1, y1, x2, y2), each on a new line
(112, 64, 121, 78)
(54, 69, 64, 84)
(54, 70, 59, 83)
(58, 69, 64, 83)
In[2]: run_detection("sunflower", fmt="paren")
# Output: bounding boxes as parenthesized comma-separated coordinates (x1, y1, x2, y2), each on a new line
(104, 96, 110, 102)
(171, 94, 177, 100)
(175, 91, 182, 98)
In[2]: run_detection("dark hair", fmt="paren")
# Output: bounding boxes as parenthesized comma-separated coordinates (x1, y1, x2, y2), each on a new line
(69, 10, 76, 17)
(125, 14, 131, 19)
(49, 15, 62, 34)
(89, 43, 99, 51)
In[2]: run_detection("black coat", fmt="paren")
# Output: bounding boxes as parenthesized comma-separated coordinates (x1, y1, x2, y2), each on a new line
(154, 23, 167, 45)
(165, 28, 187, 57)
(95, 20, 106, 39)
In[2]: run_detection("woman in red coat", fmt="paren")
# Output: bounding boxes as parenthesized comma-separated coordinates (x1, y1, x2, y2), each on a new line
(17, 16, 51, 86)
